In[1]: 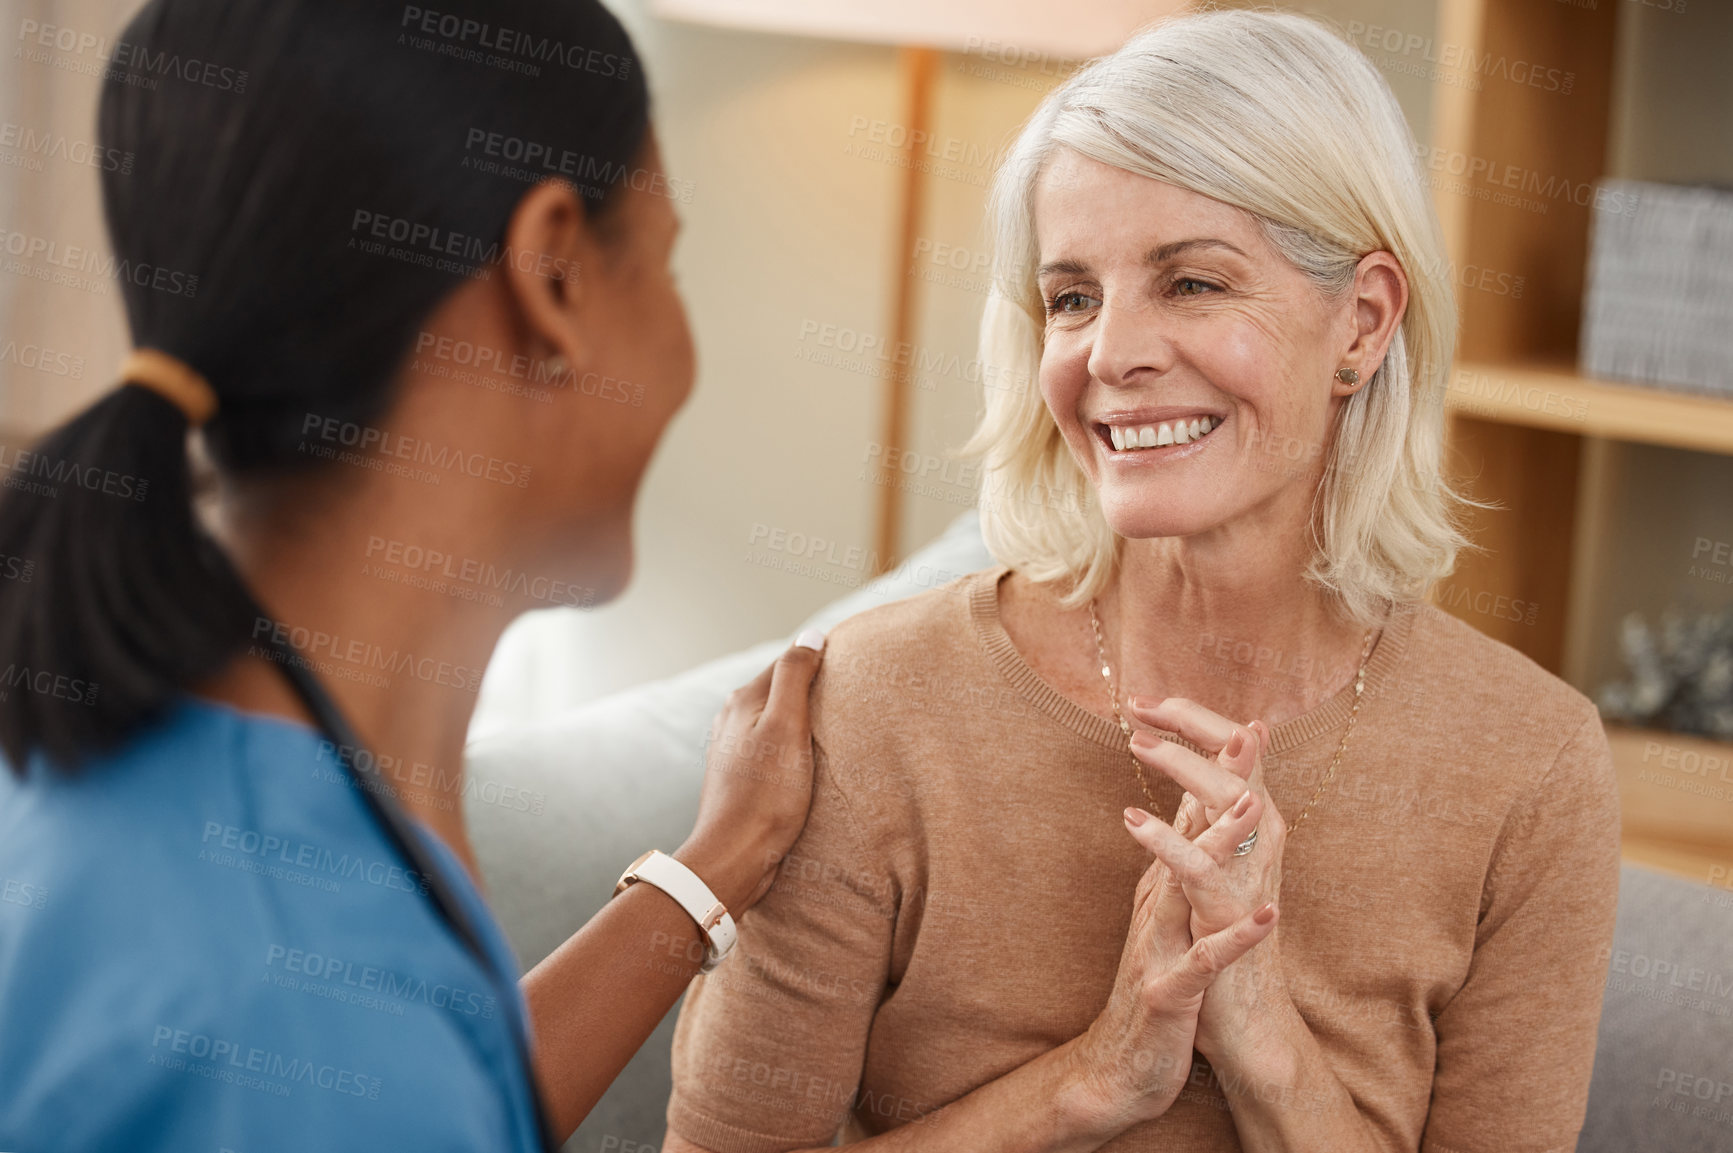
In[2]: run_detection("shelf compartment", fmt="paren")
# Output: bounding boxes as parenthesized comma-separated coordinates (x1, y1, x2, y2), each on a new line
(1607, 722, 1733, 882)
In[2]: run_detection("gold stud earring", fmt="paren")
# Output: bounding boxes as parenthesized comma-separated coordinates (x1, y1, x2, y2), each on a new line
(1334, 367, 1360, 386)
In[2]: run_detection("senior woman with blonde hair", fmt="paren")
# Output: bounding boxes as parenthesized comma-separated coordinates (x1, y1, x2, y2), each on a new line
(662, 9, 1620, 1153)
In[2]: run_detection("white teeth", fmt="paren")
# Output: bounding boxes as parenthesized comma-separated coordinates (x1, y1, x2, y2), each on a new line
(1107, 414, 1219, 452)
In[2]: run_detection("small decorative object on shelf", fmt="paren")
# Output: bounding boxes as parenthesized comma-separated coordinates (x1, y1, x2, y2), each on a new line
(1598, 607, 1733, 739)
(1581, 179, 1733, 399)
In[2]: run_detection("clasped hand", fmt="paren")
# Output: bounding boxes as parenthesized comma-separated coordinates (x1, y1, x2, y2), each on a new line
(1069, 698, 1288, 1131)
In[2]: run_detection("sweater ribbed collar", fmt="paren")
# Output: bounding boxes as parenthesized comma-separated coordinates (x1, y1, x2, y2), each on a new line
(968, 564, 1417, 758)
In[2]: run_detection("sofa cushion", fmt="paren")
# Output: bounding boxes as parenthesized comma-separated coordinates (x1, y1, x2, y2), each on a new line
(1579, 863, 1733, 1153)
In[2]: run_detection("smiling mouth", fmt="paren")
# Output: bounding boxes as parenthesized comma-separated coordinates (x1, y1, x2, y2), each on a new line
(1097, 414, 1223, 453)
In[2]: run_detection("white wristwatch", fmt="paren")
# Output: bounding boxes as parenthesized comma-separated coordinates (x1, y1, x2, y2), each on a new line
(612, 849, 738, 973)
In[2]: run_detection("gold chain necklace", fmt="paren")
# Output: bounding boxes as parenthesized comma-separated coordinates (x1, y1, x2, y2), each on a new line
(1088, 599, 1377, 835)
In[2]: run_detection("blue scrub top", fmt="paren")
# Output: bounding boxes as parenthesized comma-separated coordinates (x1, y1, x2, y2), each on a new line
(0, 697, 545, 1152)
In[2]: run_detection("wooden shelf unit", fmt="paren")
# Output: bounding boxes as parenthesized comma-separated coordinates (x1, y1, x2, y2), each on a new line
(1424, 0, 1733, 880)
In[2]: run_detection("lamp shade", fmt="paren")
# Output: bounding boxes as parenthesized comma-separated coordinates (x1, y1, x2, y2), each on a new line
(648, 0, 1192, 58)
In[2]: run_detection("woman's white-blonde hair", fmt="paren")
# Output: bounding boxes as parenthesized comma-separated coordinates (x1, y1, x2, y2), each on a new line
(962, 6, 1478, 628)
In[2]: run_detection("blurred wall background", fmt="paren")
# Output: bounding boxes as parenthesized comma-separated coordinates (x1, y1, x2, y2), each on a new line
(0, 0, 137, 437)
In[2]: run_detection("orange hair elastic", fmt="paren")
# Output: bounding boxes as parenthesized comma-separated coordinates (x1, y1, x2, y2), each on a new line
(119, 348, 217, 426)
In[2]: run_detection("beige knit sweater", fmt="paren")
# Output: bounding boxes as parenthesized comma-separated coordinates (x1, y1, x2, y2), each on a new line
(667, 566, 1622, 1153)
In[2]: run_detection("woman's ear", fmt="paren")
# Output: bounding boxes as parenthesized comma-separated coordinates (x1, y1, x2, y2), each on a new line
(1333, 250, 1408, 396)
(499, 178, 596, 367)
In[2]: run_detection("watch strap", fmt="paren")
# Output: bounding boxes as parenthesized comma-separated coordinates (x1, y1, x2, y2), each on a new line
(613, 850, 738, 972)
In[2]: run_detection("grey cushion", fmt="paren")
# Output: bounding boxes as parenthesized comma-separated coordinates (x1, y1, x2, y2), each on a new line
(464, 511, 994, 1150)
(1579, 864, 1733, 1153)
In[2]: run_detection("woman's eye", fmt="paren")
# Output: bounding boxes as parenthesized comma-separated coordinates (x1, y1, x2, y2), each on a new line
(1174, 277, 1217, 296)
(1045, 291, 1097, 315)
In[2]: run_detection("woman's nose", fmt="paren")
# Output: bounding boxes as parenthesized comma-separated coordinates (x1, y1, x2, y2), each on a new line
(1085, 297, 1177, 390)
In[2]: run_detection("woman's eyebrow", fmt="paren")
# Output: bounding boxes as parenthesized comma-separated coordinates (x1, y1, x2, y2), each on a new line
(1146, 238, 1247, 263)
(1037, 238, 1247, 281)
(1036, 258, 1090, 280)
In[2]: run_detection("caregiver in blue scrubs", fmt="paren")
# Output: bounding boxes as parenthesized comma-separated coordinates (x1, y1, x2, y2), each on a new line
(0, 1, 826, 1148)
